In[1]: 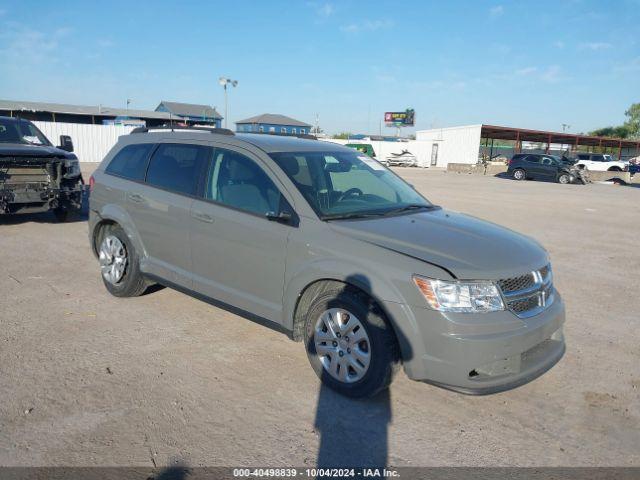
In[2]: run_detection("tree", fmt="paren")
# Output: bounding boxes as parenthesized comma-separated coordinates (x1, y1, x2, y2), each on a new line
(624, 103, 640, 139)
(588, 102, 640, 140)
(333, 132, 352, 139)
(589, 125, 631, 138)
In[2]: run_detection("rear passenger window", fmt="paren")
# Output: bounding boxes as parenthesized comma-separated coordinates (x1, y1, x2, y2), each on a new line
(525, 155, 541, 163)
(105, 143, 154, 181)
(145, 144, 210, 196)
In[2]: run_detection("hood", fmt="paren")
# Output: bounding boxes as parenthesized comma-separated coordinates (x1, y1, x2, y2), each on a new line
(329, 209, 549, 279)
(0, 143, 73, 158)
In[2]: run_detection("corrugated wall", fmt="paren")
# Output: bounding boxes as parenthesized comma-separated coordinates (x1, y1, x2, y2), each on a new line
(33, 121, 135, 163)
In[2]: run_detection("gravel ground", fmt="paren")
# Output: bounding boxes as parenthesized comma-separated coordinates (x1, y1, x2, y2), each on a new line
(0, 165, 638, 468)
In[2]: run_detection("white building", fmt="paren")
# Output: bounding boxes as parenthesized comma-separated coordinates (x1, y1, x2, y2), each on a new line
(415, 125, 483, 166)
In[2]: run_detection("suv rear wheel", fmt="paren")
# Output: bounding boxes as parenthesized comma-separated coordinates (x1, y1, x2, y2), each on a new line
(513, 168, 526, 180)
(304, 284, 399, 398)
(97, 224, 148, 297)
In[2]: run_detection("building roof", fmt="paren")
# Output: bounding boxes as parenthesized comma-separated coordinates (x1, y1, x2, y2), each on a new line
(0, 99, 176, 120)
(157, 101, 222, 120)
(236, 113, 311, 128)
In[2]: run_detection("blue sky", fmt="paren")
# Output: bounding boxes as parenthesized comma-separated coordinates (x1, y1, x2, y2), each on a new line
(0, 0, 638, 135)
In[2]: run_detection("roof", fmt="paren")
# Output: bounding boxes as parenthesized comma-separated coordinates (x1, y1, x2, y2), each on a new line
(0, 99, 175, 120)
(236, 133, 343, 152)
(236, 113, 311, 128)
(157, 101, 222, 120)
(124, 130, 350, 154)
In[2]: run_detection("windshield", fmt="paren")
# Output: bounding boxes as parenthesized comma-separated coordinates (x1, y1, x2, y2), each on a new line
(0, 118, 51, 146)
(269, 150, 433, 220)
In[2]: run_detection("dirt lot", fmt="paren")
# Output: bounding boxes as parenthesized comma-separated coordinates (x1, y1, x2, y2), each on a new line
(0, 165, 638, 468)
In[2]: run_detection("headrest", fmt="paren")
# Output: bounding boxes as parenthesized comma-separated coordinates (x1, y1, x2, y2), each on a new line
(278, 156, 300, 176)
(227, 157, 255, 181)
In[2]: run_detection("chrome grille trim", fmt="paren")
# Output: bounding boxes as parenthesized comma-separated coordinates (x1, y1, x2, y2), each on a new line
(499, 264, 554, 318)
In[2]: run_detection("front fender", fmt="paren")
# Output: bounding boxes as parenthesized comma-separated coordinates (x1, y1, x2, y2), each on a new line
(282, 256, 406, 332)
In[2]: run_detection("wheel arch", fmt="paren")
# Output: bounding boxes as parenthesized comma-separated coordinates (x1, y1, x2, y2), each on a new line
(91, 204, 146, 260)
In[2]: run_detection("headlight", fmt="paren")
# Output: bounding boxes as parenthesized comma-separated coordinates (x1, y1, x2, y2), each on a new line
(64, 158, 80, 178)
(413, 276, 505, 313)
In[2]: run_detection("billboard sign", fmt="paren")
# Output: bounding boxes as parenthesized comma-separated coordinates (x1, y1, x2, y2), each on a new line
(384, 109, 415, 127)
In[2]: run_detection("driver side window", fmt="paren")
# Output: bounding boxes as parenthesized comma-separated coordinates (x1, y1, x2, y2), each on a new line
(204, 148, 281, 216)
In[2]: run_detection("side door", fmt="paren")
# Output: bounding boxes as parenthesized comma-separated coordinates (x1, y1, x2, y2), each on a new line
(540, 156, 559, 180)
(189, 145, 295, 323)
(430, 144, 439, 166)
(524, 155, 543, 178)
(127, 142, 210, 288)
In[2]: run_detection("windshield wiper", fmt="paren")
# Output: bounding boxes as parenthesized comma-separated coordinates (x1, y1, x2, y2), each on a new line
(322, 211, 388, 221)
(380, 204, 438, 217)
(322, 204, 438, 221)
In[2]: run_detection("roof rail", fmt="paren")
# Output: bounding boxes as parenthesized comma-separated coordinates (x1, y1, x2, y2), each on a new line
(242, 131, 317, 140)
(130, 125, 235, 136)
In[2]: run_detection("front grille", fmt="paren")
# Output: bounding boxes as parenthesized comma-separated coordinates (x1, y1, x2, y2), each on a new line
(499, 265, 553, 318)
(498, 273, 536, 294)
(508, 296, 540, 313)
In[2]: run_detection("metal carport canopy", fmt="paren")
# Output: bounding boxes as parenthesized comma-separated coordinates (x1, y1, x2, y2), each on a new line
(481, 124, 640, 150)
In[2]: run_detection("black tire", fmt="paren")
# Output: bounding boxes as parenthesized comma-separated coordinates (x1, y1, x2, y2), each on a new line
(513, 168, 526, 181)
(97, 224, 148, 297)
(558, 173, 571, 184)
(303, 284, 400, 398)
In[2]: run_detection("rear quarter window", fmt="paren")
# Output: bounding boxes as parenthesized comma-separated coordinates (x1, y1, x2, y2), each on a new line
(105, 143, 155, 181)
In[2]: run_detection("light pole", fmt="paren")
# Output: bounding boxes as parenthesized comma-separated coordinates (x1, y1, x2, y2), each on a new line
(126, 99, 131, 111)
(219, 77, 238, 129)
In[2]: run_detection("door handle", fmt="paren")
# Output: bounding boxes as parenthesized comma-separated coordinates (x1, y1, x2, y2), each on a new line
(128, 193, 145, 203)
(192, 211, 214, 223)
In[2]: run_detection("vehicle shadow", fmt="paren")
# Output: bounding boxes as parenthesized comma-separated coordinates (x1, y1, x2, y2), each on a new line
(314, 385, 391, 471)
(312, 275, 412, 475)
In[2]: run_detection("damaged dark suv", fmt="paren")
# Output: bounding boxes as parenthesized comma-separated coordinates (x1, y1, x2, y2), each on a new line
(0, 116, 83, 220)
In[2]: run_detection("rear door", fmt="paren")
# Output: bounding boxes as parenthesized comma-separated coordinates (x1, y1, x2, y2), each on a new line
(524, 155, 543, 178)
(126, 142, 210, 288)
(189, 145, 294, 323)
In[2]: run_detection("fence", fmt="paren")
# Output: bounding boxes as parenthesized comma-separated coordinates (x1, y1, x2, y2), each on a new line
(34, 121, 135, 163)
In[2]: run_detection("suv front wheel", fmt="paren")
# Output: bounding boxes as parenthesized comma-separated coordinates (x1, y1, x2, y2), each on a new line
(97, 224, 148, 297)
(304, 284, 399, 398)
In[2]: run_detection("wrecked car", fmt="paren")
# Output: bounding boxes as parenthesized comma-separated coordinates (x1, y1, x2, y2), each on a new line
(0, 116, 83, 221)
(508, 153, 587, 184)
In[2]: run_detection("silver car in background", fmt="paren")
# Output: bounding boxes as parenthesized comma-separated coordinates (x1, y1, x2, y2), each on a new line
(89, 127, 565, 398)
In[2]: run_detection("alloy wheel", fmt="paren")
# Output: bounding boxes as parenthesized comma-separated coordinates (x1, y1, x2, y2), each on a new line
(99, 235, 128, 285)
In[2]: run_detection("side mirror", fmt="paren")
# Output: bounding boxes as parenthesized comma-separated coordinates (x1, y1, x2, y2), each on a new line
(58, 135, 74, 152)
(266, 211, 292, 224)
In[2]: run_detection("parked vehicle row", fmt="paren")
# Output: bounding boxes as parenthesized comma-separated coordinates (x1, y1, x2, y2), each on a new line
(88, 126, 565, 398)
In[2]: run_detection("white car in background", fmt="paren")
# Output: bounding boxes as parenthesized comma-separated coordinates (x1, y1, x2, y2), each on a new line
(574, 153, 629, 172)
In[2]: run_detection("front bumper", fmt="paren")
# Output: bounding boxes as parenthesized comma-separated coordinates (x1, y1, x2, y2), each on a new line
(384, 292, 565, 394)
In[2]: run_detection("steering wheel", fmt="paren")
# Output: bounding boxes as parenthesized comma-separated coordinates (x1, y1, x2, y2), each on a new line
(338, 187, 364, 202)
